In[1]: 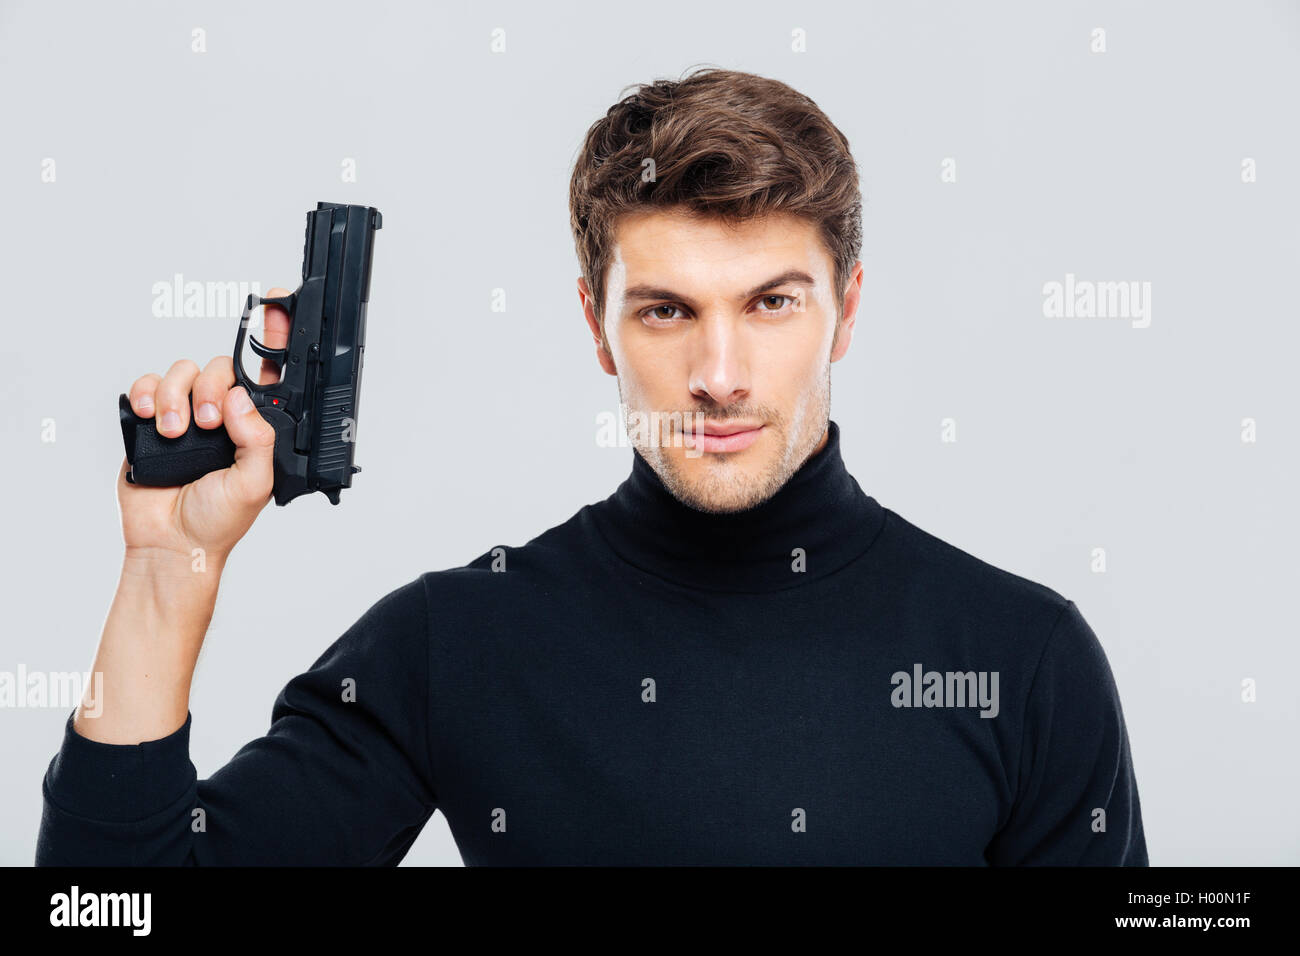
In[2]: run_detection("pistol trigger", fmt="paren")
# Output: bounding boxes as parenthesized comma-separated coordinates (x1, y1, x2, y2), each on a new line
(249, 335, 288, 367)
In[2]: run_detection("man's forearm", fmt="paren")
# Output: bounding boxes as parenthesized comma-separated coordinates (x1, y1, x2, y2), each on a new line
(74, 548, 224, 745)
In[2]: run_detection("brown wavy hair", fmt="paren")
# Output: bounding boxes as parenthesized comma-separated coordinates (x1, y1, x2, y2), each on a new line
(569, 66, 863, 350)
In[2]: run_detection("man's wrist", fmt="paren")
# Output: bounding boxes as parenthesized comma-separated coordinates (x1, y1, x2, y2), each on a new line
(74, 554, 220, 744)
(121, 545, 226, 606)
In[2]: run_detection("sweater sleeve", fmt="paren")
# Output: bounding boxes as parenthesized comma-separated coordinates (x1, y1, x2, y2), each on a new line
(985, 599, 1148, 866)
(35, 574, 437, 866)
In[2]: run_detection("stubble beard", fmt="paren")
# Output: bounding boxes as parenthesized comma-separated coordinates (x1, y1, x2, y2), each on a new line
(619, 362, 832, 515)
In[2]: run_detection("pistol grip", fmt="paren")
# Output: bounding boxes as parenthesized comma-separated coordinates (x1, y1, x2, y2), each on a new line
(119, 393, 236, 487)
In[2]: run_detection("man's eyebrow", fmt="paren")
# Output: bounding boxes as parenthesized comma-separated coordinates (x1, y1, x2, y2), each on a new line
(621, 269, 817, 306)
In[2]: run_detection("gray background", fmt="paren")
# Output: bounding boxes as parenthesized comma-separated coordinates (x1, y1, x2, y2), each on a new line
(1, 0, 1296, 866)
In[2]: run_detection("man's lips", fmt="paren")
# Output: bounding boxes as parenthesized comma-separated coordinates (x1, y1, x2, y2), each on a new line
(696, 421, 763, 436)
(682, 422, 765, 453)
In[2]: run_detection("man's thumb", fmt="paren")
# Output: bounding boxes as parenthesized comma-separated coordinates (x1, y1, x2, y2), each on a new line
(221, 385, 276, 503)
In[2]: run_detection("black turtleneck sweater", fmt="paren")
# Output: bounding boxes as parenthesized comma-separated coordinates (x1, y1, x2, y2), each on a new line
(36, 421, 1147, 865)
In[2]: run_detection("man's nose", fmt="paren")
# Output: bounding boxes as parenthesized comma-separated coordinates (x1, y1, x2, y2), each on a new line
(687, 314, 751, 407)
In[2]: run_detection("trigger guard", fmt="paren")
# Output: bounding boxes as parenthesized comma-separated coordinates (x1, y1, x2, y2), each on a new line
(233, 290, 299, 393)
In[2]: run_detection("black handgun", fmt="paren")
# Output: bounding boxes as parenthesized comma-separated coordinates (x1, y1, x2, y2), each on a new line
(118, 202, 382, 505)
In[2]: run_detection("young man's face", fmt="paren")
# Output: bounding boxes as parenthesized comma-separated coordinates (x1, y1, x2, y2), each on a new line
(580, 208, 862, 513)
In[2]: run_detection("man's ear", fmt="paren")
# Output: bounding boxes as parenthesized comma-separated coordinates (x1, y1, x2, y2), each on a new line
(830, 261, 863, 363)
(578, 276, 618, 376)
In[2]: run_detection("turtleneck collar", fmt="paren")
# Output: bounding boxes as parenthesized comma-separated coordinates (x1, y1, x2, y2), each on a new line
(586, 419, 887, 593)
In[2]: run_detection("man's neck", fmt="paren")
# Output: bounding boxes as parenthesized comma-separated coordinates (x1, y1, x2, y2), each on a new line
(586, 419, 887, 593)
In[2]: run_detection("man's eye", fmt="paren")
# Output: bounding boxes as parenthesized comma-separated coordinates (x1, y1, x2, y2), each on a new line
(756, 294, 795, 312)
(644, 304, 684, 322)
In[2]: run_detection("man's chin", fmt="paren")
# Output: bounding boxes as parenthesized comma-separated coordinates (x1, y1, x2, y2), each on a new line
(657, 453, 779, 514)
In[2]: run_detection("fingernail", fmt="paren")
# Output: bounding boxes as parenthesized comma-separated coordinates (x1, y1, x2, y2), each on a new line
(137, 395, 153, 413)
(161, 410, 181, 431)
(197, 402, 219, 423)
(231, 388, 252, 415)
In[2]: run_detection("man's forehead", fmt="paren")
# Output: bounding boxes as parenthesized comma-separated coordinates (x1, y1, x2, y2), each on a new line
(609, 210, 829, 292)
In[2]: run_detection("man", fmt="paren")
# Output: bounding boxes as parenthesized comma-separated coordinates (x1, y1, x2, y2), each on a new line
(36, 68, 1147, 866)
